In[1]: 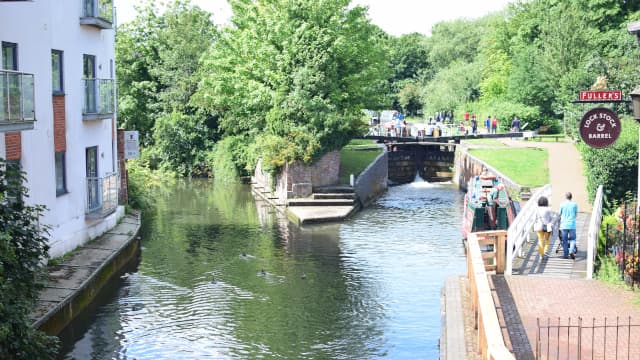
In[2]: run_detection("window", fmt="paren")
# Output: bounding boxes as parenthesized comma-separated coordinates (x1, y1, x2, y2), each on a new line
(2, 42, 17, 70)
(55, 151, 67, 196)
(52, 50, 63, 94)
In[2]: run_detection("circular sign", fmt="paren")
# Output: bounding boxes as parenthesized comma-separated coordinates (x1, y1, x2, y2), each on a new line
(579, 107, 621, 148)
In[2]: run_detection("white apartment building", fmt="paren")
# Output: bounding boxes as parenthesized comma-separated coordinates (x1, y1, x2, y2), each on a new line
(0, 0, 123, 257)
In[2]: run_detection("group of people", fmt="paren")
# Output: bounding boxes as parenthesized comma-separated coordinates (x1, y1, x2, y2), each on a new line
(535, 192, 579, 259)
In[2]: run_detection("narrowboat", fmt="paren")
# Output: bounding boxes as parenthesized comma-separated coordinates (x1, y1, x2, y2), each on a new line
(462, 172, 517, 239)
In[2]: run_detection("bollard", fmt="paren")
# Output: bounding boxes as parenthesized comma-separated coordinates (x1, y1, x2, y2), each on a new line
(350, 174, 354, 187)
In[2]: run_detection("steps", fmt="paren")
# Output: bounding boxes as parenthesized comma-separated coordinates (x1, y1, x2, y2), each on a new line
(287, 186, 356, 207)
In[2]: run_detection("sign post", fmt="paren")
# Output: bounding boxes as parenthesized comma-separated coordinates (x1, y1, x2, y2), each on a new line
(124, 131, 139, 159)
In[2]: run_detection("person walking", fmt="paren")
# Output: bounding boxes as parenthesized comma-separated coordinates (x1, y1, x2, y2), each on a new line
(485, 116, 491, 133)
(491, 116, 498, 134)
(470, 115, 477, 135)
(559, 192, 578, 259)
(534, 196, 554, 257)
(511, 116, 521, 132)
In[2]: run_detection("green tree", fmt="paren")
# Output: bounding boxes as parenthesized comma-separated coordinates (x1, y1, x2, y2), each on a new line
(0, 161, 59, 359)
(116, 0, 219, 176)
(195, 0, 390, 176)
(397, 80, 423, 116)
(422, 61, 482, 114)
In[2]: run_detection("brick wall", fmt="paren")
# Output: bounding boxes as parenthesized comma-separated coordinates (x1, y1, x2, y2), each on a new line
(53, 95, 66, 152)
(5, 132, 21, 160)
(253, 151, 341, 200)
(117, 129, 128, 204)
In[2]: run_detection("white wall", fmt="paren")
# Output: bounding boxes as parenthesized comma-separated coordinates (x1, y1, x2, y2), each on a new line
(0, 0, 120, 257)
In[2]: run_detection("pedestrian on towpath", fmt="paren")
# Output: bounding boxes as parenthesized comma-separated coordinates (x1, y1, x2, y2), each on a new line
(491, 116, 498, 134)
(470, 115, 477, 135)
(534, 196, 554, 257)
(559, 192, 578, 259)
(485, 116, 491, 133)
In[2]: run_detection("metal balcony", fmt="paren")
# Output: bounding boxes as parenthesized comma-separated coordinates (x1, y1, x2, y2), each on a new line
(82, 78, 114, 120)
(79, 0, 113, 29)
(0, 70, 35, 132)
(85, 173, 118, 218)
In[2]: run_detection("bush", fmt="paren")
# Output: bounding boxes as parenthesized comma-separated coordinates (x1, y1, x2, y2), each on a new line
(578, 116, 638, 203)
(0, 160, 60, 359)
(126, 159, 176, 209)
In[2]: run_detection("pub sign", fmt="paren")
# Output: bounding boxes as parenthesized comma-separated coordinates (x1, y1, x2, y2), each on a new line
(579, 107, 621, 148)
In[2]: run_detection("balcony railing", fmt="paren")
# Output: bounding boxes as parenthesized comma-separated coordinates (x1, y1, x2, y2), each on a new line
(80, 0, 113, 29)
(82, 78, 114, 120)
(86, 173, 118, 217)
(0, 70, 35, 132)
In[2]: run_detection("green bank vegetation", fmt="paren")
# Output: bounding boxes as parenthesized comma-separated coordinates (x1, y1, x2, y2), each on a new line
(469, 148, 549, 187)
(339, 140, 382, 184)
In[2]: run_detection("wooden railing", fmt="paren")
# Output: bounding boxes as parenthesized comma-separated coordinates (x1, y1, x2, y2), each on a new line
(467, 230, 515, 360)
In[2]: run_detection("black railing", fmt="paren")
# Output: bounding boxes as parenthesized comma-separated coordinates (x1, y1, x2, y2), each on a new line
(536, 317, 640, 359)
(599, 200, 640, 287)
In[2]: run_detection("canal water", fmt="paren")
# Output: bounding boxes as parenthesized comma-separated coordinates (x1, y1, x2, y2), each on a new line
(58, 178, 466, 359)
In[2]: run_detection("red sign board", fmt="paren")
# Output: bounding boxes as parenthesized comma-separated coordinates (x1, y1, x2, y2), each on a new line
(579, 107, 621, 148)
(579, 90, 622, 101)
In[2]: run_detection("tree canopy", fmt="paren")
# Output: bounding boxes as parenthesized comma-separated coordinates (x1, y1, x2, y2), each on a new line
(193, 0, 390, 175)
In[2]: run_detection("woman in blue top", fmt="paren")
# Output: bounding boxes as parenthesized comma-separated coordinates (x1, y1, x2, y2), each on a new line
(559, 192, 578, 259)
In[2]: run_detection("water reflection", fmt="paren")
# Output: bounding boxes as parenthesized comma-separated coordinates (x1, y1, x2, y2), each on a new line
(59, 179, 465, 359)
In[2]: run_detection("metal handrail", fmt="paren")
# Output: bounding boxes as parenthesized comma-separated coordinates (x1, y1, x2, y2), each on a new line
(506, 184, 552, 275)
(85, 172, 118, 216)
(82, 78, 114, 115)
(587, 185, 604, 279)
(0, 69, 35, 122)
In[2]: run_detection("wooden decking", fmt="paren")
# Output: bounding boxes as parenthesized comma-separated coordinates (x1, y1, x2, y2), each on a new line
(511, 213, 590, 278)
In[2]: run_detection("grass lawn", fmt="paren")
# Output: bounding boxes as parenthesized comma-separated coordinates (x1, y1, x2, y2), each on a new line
(339, 140, 382, 184)
(469, 147, 549, 187)
(462, 139, 507, 147)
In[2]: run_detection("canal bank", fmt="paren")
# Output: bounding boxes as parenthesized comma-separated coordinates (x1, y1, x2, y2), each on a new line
(31, 209, 142, 335)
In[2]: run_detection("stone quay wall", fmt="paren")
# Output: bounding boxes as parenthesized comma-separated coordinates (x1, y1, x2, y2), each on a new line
(253, 151, 340, 203)
(355, 150, 388, 207)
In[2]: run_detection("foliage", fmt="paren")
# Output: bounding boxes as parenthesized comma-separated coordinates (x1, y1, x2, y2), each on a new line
(194, 0, 390, 176)
(577, 117, 639, 203)
(151, 111, 216, 177)
(469, 147, 549, 187)
(422, 61, 482, 114)
(116, 0, 219, 175)
(126, 159, 177, 209)
(0, 160, 59, 359)
(596, 255, 625, 286)
(207, 135, 253, 183)
(397, 80, 423, 116)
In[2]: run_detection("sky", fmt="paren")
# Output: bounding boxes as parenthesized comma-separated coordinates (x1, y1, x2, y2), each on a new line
(113, 0, 513, 36)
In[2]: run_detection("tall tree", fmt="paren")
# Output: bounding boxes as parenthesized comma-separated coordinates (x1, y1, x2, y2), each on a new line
(195, 0, 390, 175)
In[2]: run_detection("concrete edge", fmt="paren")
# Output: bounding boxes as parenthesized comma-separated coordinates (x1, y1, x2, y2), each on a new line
(32, 211, 142, 334)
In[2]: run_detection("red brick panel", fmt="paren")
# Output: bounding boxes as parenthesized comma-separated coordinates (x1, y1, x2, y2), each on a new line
(53, 95, 66, 152)
(117, 129, 128, 204)
(5, 132, 21, 160)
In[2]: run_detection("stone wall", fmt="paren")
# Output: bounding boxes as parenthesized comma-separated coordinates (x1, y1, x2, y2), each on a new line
(253, 151, 340, 202)
(355, 150, 388, 207)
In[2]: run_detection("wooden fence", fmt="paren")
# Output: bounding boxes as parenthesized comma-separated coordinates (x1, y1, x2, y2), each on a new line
(467, 230, 515, 359)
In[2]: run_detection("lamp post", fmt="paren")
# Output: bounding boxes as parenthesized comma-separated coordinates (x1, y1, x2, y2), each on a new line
(628, 22, 640, 212)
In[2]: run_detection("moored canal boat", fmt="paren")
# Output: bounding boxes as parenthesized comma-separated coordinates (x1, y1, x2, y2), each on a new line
(462, 172, 517, 239)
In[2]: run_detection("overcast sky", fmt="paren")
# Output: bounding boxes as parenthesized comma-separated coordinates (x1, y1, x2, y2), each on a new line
(113, 0, 513, 36)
